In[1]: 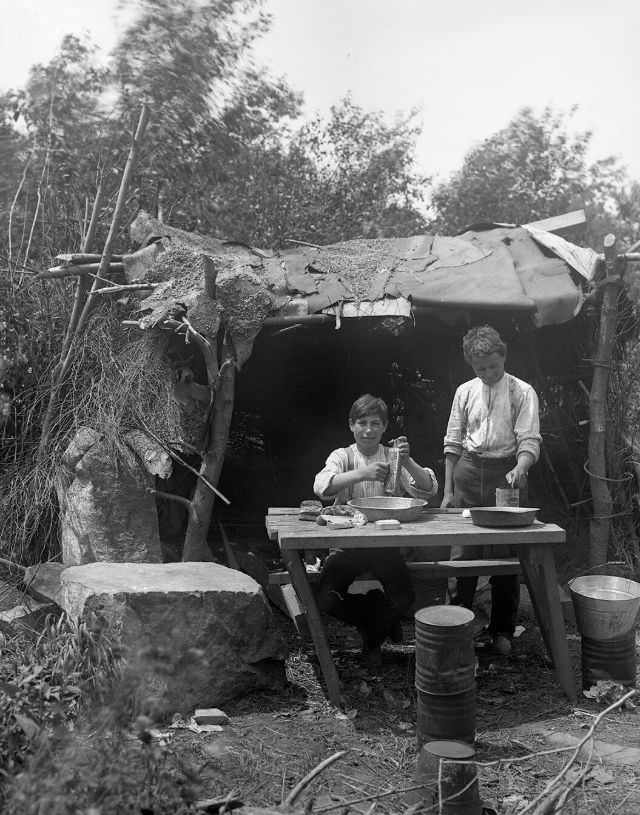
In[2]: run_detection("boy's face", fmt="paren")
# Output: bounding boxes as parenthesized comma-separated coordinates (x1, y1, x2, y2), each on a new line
(349, 412, 388, 453)
(470, 352, 506, 386)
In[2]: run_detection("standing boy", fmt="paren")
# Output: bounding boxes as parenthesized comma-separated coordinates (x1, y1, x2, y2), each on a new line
(441, 326, 541, 655)
(314, 394, 438, 667)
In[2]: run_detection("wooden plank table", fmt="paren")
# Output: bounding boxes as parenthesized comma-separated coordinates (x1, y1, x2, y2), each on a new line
(266, 508, 576, 706)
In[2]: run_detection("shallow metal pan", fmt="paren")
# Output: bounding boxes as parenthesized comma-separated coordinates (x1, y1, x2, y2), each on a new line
(469, 507, 539, 527)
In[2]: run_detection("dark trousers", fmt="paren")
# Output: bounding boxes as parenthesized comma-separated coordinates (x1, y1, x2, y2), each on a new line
(318, 548, 414, 647)
(448, 452, 522, 636)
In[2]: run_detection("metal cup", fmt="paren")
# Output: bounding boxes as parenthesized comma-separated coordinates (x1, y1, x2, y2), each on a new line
(495, 487, 519, 507)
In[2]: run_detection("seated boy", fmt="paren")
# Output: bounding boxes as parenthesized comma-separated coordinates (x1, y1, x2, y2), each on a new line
(313, 394, 438, 668)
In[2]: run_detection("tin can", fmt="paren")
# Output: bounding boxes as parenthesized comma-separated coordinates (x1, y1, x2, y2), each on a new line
(415, 606, 476, 694)
(416, 687, 476, 748)
(405, 740, 481, 813)
(495, 487, 520, 507)
(581, 631, 636, 690)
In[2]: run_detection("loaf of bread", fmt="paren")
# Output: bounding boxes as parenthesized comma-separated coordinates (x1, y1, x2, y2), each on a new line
(316, 505, 367, 526)
(299, 499, 323, 522)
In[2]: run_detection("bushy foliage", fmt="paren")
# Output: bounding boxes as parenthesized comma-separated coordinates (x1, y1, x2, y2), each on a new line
(0, 612, 118, 777)
(0, 611, 203, 814)
(0, 306, 181, 562)
(430, 106, 638, 250)
(4, 723, 197, 815)
(212, 96, 429, 247)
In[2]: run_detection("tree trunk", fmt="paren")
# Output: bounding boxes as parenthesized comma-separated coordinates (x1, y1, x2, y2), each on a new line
(182, 339, 236, 561)
(587, 234, 624, 568)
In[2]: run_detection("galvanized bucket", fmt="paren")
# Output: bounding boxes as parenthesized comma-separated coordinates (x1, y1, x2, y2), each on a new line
(569, 575, 640, 640)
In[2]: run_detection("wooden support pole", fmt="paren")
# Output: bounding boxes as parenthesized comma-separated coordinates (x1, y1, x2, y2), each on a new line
(90, 282, 156, 295)
(36, 262, 125, 279)
(587, 234, 624, 568)
(54, 253, 123, 264)
(182, 339, 236, 562)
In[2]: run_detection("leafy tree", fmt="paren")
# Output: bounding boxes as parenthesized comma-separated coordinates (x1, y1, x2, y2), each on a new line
(297, 97, 429, 243)
(1, 35, 114, 268)
(111, 0, 302, 227)
(430, 106, 634, 249)
(212, 96, 429, 247)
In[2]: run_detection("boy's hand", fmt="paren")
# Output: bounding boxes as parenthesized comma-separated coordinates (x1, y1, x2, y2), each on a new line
(393, 435, 411, 462)
(441, 491, 455, 509)
(361, 461, 390, 482)
(506, 466, 527, 488)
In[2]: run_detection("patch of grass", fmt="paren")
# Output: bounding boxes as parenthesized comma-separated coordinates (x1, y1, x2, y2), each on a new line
(0, 304, 183, 564)
(0, 613, 204, 814)
(0, 612, 117, 778)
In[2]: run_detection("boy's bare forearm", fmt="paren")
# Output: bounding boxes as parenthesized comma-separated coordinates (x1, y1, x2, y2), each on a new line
(323, 470, 362, 496)
(402, 458, 434, 492)
(441, 453, 460, 507)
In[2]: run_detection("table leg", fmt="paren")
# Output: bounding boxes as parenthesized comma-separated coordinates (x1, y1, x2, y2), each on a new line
(283, 549, 342, 707)
(518, 544, 577, 702)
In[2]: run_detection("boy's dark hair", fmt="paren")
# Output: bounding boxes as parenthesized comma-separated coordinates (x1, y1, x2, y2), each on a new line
(349, 394, 388, 423)
(462, 325, 507, 363)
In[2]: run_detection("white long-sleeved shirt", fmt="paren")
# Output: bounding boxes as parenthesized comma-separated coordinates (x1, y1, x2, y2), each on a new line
(443, 373, 541, 461)
(314, 444, 438, 505)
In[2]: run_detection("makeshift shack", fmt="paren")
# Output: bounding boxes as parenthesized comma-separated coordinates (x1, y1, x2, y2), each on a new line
(51, 211, 598, 559)
(43, 209, 611, 566)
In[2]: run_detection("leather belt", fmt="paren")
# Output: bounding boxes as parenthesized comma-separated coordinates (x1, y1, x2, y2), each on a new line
(462, 449, 516, 465)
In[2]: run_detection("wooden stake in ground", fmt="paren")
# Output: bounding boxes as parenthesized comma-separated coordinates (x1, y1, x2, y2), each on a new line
(587, 234, 625, 568)
(182, 338, 236, 562)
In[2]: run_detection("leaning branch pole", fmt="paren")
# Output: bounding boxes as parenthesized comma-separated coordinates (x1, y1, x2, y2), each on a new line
(37, 107, 150, 462)
(587, 234, 624, 568)
(68, 104, 150, 351)
(182, 337, 236, 562)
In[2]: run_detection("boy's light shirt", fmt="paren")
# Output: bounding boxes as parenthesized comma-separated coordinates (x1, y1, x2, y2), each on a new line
(314, 444, 438, 505)
(443, 373, 541, 461)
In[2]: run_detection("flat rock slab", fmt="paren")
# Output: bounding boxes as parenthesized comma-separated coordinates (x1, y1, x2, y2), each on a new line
(59, 562, 287, 716)
(505, 721, 640, 766)
(194, 708, 229, 725)
(24, 562, 66, 605)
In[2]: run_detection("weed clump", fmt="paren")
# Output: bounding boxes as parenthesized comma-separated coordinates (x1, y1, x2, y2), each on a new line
(1, 612, 200, 813)
(0, 612, 117, 777)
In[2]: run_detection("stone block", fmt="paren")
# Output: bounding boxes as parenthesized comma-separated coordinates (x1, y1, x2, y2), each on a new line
(194, 708, 229, 725)
(58, 562, 286, 715)
(56, 428, 168, 566)
(24, 562, 66, 604)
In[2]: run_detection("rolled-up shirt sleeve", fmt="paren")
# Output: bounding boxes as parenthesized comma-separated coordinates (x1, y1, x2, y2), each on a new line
(443, 386, 464, 457)
(313, 448, 347, 501)
(314, 447, 438, 503)
(400, 466, 438, 500)
(514, 387, 542, 462)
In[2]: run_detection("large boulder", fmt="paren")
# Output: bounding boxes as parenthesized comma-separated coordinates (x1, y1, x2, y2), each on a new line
(58, 562, 286, 715)
(56, 428, 171, 565)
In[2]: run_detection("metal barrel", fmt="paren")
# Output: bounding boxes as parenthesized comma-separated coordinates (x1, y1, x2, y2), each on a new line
(415, 605, 476, 694)
(416, 687, 476, 748)
(581, 631, 636, 690)
(405, 740, 482, 815)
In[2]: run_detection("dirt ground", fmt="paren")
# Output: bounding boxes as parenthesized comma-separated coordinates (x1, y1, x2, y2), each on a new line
(2, 528, 638, 814)
(161, 570, 640, 815)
